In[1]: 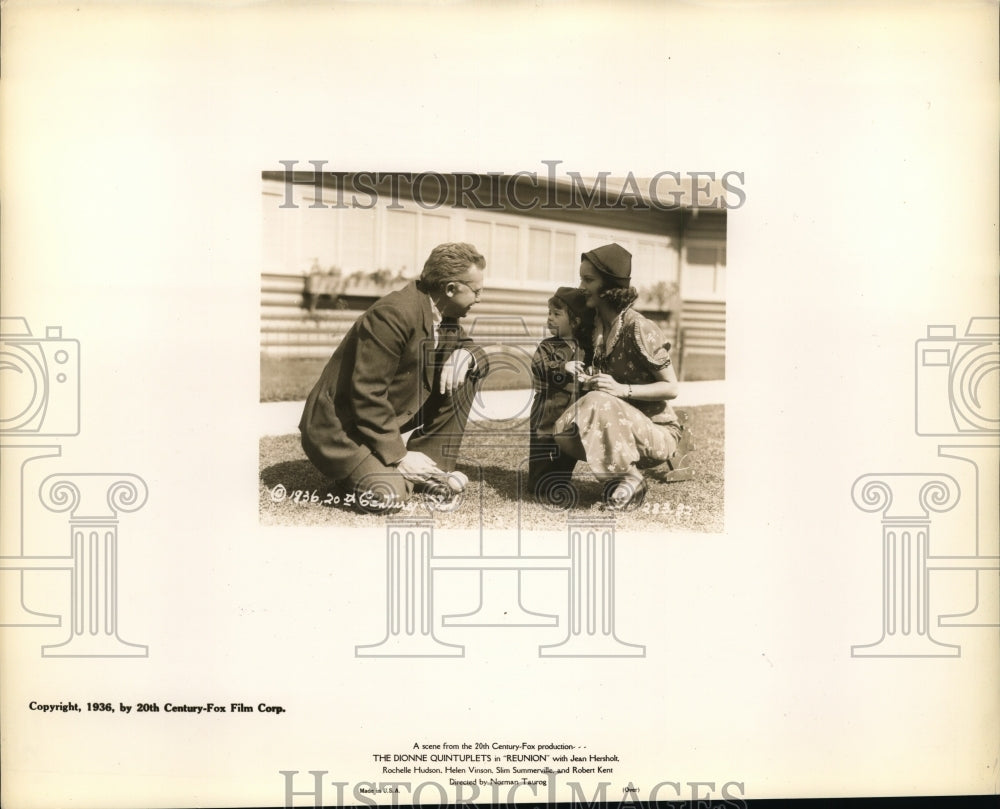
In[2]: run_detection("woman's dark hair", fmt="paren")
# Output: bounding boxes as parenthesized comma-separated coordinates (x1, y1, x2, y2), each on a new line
(576, 306, 597, 364)
(599, 284, 639, 313)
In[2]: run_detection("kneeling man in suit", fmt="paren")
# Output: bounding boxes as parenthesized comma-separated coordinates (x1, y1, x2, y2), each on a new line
(300, 242, 487, 510)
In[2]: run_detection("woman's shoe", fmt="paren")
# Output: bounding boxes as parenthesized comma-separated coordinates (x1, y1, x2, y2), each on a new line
(602, 476, 648, 512)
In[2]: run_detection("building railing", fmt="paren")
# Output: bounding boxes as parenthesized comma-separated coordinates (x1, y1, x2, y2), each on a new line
(258, 273, 713, 378)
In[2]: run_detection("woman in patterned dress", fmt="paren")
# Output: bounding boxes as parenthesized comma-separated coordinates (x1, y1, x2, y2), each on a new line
(553, 243, 682, 510)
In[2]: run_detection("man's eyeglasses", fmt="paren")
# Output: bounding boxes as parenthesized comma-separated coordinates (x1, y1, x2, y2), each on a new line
(453, 280, 484, 300)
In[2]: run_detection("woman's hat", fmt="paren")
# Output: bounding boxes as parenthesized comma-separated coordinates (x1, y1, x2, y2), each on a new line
(581, 243, 632, 288)
(550, 286, 589, 318)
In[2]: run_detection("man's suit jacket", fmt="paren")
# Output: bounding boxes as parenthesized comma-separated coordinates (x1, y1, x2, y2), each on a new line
(299, 281, 481, 480)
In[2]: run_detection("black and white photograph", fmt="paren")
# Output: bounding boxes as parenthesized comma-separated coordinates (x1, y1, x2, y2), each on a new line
(259, 169, 730, 531)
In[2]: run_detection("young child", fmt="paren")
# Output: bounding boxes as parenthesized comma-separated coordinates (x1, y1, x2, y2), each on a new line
(528, 287, 594, 502)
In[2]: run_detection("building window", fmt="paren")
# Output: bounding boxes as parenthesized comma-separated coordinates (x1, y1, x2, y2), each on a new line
(553, 231, 576, 281)
(418, 214, 451, 272)
(493, 224, 520, 279)
(528, 228, 551, 280)
(262, 180, 689, 294)
(682, 243, 726, 299)
(384, 209, 418, 276)
(340, 207, 377, 273)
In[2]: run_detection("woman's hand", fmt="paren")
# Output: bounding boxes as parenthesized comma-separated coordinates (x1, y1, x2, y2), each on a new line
(585, 365, 679, 401)
(587, 373, 628, 398)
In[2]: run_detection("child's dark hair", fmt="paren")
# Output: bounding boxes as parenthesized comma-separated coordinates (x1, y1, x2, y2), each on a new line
(549, 295, 596, 364)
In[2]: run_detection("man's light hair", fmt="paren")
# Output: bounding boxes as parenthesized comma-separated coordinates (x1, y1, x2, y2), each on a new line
(417, 243, 485, 293)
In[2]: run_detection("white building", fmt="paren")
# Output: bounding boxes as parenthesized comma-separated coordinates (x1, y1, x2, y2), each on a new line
(261, 171, 728, 379)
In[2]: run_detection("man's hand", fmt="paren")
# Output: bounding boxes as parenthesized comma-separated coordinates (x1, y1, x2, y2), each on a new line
(439, 348, 475, 396)
(396, 451, 445, 483)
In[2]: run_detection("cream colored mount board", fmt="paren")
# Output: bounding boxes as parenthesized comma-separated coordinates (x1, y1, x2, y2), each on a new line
(0, 2, 997, 808)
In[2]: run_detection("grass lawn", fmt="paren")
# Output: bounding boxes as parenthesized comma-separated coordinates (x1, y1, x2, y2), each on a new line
(261, 355, 536, 402)
(261, 354, 723, 402)
(261, 356, 328, 403)
(259, 404, 723, 532)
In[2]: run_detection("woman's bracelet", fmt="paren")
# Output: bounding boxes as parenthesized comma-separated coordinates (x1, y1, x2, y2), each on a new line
(626, 384, 633, 399)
